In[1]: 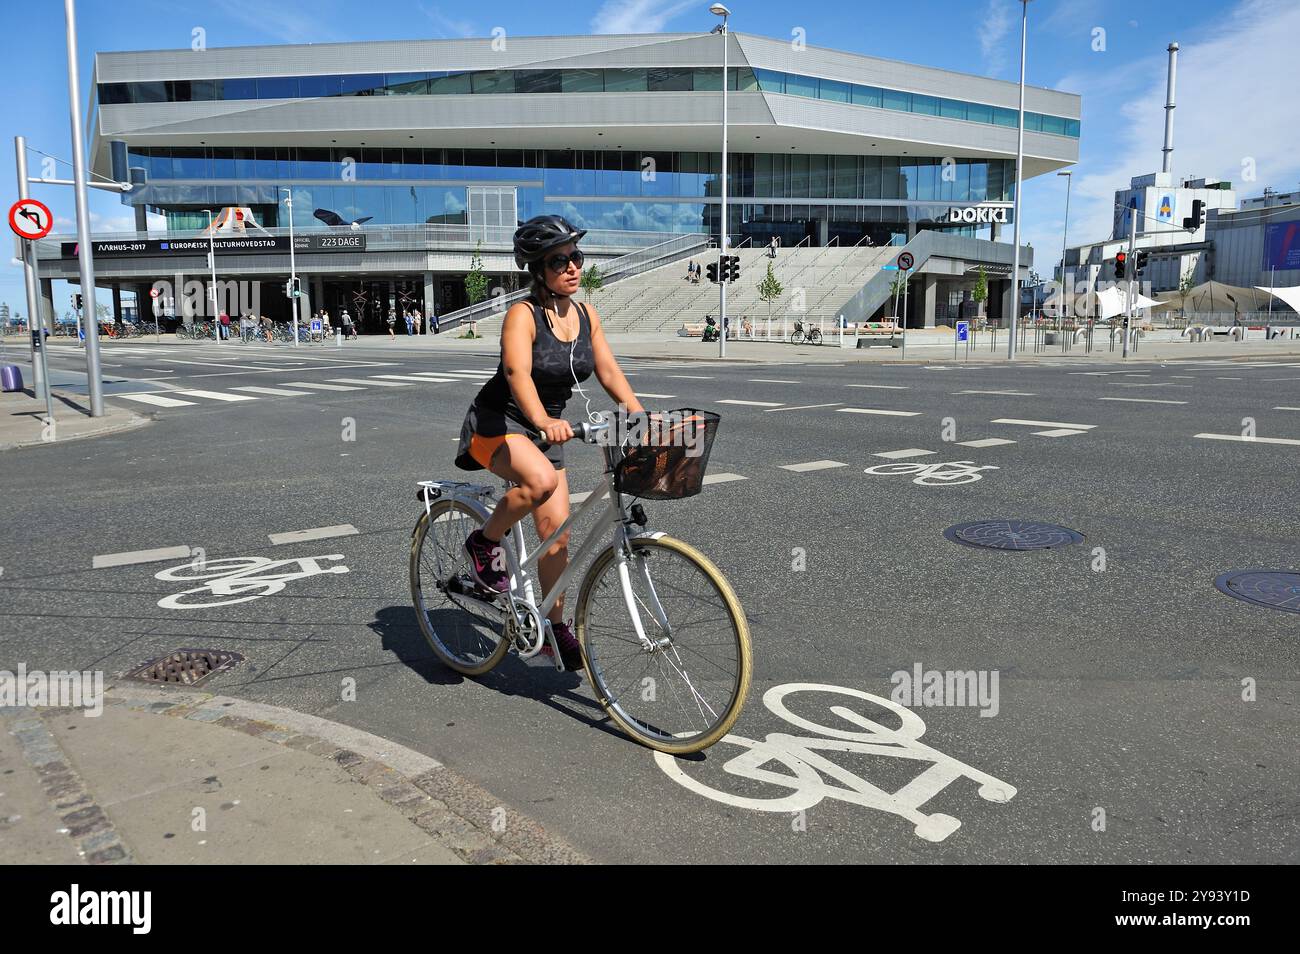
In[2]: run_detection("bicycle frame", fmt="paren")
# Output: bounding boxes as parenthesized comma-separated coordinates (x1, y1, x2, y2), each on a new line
(420, 452, 671, 659)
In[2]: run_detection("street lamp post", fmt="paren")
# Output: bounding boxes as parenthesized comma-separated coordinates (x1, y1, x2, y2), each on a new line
(1057, 170, 1072, 346)
(203, 209, 220, 343)
(711, 3, 730, 359)
(1008, 0, 1032, 360)
(283, 188, 300, 347)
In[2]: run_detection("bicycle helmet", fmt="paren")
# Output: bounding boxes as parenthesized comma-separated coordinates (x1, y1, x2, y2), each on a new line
(513, 214, 587, 269)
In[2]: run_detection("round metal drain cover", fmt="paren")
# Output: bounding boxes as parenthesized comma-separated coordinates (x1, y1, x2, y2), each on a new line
(1214, 570, 1300, 615)
(944, 520, 1084, 551)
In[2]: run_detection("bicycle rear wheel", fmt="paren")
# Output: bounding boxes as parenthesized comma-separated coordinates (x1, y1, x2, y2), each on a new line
(576, 536, 751, 755)
(808, 328, 823, 345)
(410, 499, 511, 676)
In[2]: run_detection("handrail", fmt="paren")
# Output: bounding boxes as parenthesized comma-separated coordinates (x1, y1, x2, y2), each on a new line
(732, 236, 752, 249)
(793, 234, 812, 249)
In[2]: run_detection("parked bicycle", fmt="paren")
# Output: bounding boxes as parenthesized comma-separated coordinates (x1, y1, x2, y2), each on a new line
(789, 320, 823, 346)
(175, 322, 215, 340)
(409, 410, 752, 755)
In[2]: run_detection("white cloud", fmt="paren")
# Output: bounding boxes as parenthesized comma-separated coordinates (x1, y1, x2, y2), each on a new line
(420, 3, 478, 39)
(1022, 0, 1300, 268)
(213, 0, 333, 43)
(590, 0, 697, 35)
(977, 0, 1015, 75)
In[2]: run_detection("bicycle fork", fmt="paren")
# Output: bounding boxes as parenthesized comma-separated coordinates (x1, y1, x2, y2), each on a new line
(615, 538, 673, 652)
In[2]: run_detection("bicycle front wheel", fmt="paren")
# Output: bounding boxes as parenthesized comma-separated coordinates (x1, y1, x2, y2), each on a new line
(808, 328, 823, 345)
(790, 330, 805, 345)
(410, 499, 511, 676)
(576, 536, 751, 755)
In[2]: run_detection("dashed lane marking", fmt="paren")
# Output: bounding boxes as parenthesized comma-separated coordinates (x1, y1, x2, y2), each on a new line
(702, 472, 748, 485)
(955, 390, 1036, 396)
(1274, 406, 1300, 411)
(747, 378, 801, 384)
(372, 374, 457, 383)
(1033, 429, 1090, 437)
(282, 382, 364, 391)
(92, 545, 193, 569)
(779, 460, 848, 472)
(636, 392, 677, 399)
(1194, 433, 1300, 446)
(230, 386, 313, 397)
(716, 399, 785, 407)
(268, 524, 359, 545)
(838, 408, 922, 417)
(845, 384, 908, 390)
(992, 418, 1096, 430)
(872, 449, 936, 460)
(764, 402, 843, 412)
(1099, 397, 1188, 405)
(667, 375, 715, 380)
(173, 389, 257, 402)
(957, 438, 1017, 448)
(329, 378, 411, 387)
(114, 393, 197, 408)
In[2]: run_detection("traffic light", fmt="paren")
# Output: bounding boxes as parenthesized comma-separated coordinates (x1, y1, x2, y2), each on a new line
(1182, 199, 1205, 232)
(1133, 250, 1150, 277)
(1113, 251, 1127, 279)
(291, 277, 302, 298)
(706, 261, 719, 283)
(724, 255, 740, 283)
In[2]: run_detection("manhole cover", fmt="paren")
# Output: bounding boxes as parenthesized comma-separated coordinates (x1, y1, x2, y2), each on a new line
(944, 520, 1084, 551)
(1214, 571, 1300, 615)
(124, 649, 245, 687)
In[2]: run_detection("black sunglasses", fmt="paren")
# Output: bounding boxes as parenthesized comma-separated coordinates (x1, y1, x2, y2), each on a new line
(545, 249, 585, 272)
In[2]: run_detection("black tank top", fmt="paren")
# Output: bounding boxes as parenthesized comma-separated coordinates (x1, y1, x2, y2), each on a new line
(473, 299, 596, 423)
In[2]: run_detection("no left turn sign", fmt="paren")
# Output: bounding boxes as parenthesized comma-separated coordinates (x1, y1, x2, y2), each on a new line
(8, 199, 53, 240)
(897, 252, 915, 271)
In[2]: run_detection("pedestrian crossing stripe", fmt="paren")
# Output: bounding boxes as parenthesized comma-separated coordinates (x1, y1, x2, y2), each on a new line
(173, 389, 257, 402)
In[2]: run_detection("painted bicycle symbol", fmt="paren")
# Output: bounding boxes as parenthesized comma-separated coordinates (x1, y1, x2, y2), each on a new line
(654, 683, 1016, 842)
(863, 459, 999, 485)
(155, 554, 350, 609)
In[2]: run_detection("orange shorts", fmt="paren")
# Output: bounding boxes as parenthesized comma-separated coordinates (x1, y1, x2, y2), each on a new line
(467, 432, 534, 470)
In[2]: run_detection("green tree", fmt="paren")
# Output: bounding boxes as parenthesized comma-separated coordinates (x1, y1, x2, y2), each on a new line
(1178, 267, 1196, 318)
(756, 261, 783, 325)
(972, 265, 989, 323)
(464, 242, 489, 306)
(580, 264, 604, 299)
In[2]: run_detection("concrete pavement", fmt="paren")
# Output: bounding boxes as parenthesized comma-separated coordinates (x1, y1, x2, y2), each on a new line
(0, 388, 148, 451)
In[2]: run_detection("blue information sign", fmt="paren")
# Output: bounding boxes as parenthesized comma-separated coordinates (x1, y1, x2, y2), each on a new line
(310, 319, 323, 333)
(956, 320, 970, 342)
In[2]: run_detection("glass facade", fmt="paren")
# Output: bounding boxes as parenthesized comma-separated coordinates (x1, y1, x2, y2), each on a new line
(126, 145, 1014, 244)
(99, 66, 1079, 138)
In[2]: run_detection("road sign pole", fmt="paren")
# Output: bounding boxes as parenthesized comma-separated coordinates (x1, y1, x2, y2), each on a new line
(64, 0, 105, 416)
(901, 269, 908, 360)
(1122, 206, 1137, 359)
(13, 136, 50, 413)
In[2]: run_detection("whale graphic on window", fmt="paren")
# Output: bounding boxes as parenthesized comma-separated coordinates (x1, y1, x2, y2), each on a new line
(313, 208, 373, 230)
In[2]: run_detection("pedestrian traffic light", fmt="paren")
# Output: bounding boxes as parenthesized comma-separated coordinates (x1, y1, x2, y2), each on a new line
(1133, 250, 1150, 277)
(291, 277, 302, 298)
(724, 255, 740, 283)
(1114, 251, 1126, 279)
(73, 293, 83, 311)
(1182, 199, 1205, 232)
(706, 261, 719, 283)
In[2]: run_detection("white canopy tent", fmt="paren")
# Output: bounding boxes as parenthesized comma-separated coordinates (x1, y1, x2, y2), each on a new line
(1256, 285, 1300, 315)
(1094, 285, 1162, 320)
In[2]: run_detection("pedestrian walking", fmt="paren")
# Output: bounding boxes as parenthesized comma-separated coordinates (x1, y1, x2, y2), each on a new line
(386, 309, 396, 340)
(405, 310, 414, 335)
(341, 309, 354, 340)
(218, 311, 231, 340)
(261, 313, 273, 343)
(768, 236, 778, 259)
(431, 310, 440, 335)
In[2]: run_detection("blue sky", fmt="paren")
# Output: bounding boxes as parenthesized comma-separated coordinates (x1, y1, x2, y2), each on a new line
(2, 0, 1296, 316)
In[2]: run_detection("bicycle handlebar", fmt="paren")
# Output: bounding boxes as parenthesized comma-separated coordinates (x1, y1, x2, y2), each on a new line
(528, 419, 610, 445)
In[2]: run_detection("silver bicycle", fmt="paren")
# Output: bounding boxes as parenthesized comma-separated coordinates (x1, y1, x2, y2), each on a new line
(409, 414, 752, 754)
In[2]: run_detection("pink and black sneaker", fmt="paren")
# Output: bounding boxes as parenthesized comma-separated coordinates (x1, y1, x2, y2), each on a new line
(463, 528, 509, 594)
(541, 619, 585, 672)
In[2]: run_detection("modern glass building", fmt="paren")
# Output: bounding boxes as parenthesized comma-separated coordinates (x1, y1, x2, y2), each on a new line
(37, 31, 1080, 323)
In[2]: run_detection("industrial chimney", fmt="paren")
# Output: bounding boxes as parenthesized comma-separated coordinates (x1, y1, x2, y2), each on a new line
(1161, 42, 1179, 174)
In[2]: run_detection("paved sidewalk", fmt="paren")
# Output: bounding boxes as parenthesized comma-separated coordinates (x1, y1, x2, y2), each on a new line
(0, 685, 590, 865)
(0, 388, 149, 451)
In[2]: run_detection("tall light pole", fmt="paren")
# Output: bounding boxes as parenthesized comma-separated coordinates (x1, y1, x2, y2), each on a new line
(1057, 169, 1072, 326)
(283, 187, 300, 347)
(1007, 0, 1031, 359)
(63, 0, 105, 414)
(203, 209, 221, 343)
(711, 3, 730, 359)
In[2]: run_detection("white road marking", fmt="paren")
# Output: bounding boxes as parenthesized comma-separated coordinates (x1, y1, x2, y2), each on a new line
(955, 390, 1036, 396)
(268, 524, 359, 545)
(1274, 406, 1300, 411)
(1119, 383, 1193, 388)
(1033, 428, 1089, 437)
(636, 392, 677, 399)
(716, 399, 785, 407)
(92, 545, 194, 569)
(764, 402, 842, 412)
(1216, 377, 1243, 380)
(114, 393, 197, 408)
(993, 418, 1096, 429)
(1194, 433, 1300, 446)
(451, 368, 497, 374)
(230, 386, 312, 397)
(838, 408, 922, 417)
(702, 472, 748, 485)
(330, 378, 411, 387)
(1099, 397, 1188, 405)
(282, 382, 364, 391)
(747, 378, 800, 384)
(872, 448, 935, 460)
(845, 384, 908, 390)
(958, 438, 1017, 448)
(373, 374, 455, 382)
(174, 389, 257, 402)
(141, 368, 174, 374)
(668, 375, 715, 379)
(779, 460, 847, 472)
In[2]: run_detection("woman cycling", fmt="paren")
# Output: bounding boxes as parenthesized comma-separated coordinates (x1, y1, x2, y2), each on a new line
(453, 215, 645, 671)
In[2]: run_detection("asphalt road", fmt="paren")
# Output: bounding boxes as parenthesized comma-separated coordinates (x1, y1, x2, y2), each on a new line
(2, 336, 1298, 863)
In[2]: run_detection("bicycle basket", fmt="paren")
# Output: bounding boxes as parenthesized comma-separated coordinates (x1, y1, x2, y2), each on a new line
(611, 409, 719, 501)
